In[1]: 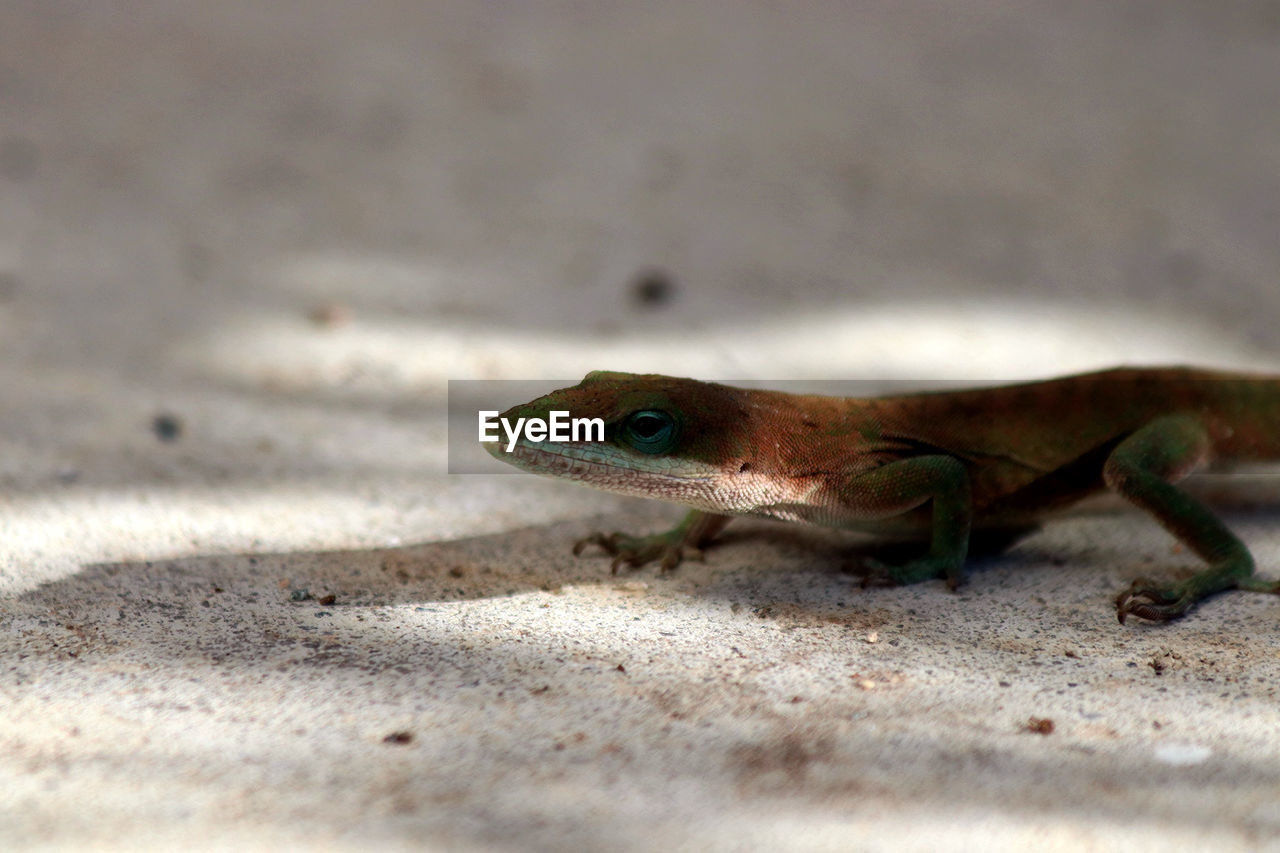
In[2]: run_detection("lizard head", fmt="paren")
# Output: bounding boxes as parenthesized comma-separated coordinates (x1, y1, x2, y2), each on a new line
(482, 371, 769, 510)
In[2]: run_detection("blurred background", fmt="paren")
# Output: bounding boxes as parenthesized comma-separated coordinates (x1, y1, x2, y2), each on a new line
(4, 2, 1280, 849)
(4, 0, 1278, 394)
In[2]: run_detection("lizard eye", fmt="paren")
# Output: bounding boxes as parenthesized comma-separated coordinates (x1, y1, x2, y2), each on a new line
(621, 410, 678, 455)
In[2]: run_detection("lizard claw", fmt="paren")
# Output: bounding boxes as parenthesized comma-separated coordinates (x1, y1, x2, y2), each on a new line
(858, 558, 899, 589)
(570, 532, 609, 558)
(1115, 579, 1191, 624)
(575, 531, 693, 574)
(573, 532, 618, 557)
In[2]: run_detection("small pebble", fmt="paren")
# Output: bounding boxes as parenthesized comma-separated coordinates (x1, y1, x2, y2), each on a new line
(631, 269, 675, 308)
(152, 413, 182, 443)
(1154, 743, 1211, 766)
(309, 302, 351, 328)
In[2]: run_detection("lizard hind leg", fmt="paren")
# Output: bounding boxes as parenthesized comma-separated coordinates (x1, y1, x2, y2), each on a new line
(1104, 414, 1264, 623)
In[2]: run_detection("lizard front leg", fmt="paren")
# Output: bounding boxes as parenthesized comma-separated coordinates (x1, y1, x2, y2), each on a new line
(574, 510, 731, 573)
(1105, 414, 1276, 623)
(838, 455, 973, 590)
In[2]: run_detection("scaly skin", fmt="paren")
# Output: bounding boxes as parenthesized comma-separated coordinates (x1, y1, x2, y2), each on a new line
(484, 367, 1280, 623)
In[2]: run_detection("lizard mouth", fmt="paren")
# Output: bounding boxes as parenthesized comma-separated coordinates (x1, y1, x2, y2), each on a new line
(500, 441, 720, 502)
(507, 442, 624, 477)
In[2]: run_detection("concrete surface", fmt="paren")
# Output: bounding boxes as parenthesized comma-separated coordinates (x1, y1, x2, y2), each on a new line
(4, 2, 1280, 850)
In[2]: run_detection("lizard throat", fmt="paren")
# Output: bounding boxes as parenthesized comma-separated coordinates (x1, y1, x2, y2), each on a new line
(500, 441, 822, 520)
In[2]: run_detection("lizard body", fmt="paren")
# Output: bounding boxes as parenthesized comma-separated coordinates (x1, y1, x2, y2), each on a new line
(484, 367, 1280, 622)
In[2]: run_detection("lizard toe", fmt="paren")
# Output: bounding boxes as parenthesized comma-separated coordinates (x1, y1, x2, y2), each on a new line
(1115, 586, 1195, 623)
(856, 558, 897, 588)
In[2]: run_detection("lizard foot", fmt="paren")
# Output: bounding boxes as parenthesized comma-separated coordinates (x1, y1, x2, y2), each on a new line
(1117, 568, 1280, 623)
(573, 531, 703, 574)
(858, 556, 964, 591)
(1115, 552, 1267, 623)
(1115, 578, 1194, 624)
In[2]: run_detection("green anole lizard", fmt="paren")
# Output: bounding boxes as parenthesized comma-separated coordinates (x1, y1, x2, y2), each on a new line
(484, 367, 1280, 623)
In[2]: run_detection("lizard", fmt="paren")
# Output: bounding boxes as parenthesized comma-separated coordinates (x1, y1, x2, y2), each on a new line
(482, 367, 1280, 623)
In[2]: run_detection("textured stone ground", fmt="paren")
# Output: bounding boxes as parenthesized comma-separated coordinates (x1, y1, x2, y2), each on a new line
(3, 3, 1280, 850)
